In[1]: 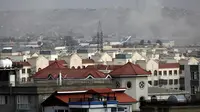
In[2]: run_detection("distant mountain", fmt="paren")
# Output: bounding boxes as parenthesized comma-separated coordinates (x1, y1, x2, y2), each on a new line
(0, 7, 199, 45)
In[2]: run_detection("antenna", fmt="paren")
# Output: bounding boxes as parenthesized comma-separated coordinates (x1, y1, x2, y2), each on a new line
(97, 21, 103, 52)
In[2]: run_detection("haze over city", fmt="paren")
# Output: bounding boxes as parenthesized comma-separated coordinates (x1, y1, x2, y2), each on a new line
(0, 0, 200, 45)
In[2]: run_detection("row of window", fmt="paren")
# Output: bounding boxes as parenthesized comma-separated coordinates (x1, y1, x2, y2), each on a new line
(22, 68, 31, 74)
(149, 79, 179, 86)
(153, 70, 179, 76)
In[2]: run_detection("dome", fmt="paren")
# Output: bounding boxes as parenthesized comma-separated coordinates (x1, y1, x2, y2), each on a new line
(0, 59, 12, 68)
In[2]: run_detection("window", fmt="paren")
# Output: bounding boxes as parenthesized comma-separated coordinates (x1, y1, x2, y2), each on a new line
(164, 71, 167, 75)
(0, 96, 8, 105)
(116, 81, 120, 88)
(169, 79, 173, 85)
(27, 69, 31, 74)
(154, 80, 158, 86)
(22, 69, 25, 74)
(159, 79, 168, 85)
(174, 70, 178, 75)
(154, 70, 157, 76)
(174, 79, 178, 85)
(179, 70, 182, 74)
(191, 72, 199, 80)
(191, 86, 198, 95)
(126, 81, 132, 89)
(16, 95, 29, 109)
(148, 81, 152, 85)
(159, 71, 162, 76)
(22, 77, 26, 82)
(169, 70, 172, 75)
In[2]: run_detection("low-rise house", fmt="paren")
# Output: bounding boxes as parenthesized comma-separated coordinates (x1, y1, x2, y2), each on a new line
(91, 52, 113, 63)
(13, 61, 32, 83)
(113, 54, 132, 65)
(59, 53, 82, 69)
(41, 88, 137, 112)
(27, 55, 49, 72)
(39, 50, 58, 60)
(131, 52, 146, 64)
(82, 59, 95, 67)
(188, 57, 199, 65)
(76, 49, 89, 59)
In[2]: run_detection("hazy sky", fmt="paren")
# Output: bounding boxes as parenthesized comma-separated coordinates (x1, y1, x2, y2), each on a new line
(0, 0, 200, 12)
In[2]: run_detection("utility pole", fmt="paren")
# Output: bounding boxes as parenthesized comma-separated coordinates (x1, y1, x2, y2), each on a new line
(97, 21, 103, 52)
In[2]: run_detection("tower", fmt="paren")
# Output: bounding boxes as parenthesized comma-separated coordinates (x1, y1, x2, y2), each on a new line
(97, 21, 103, 52)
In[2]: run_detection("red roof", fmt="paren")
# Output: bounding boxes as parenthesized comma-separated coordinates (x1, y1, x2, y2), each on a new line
(110, 62, 151, 77)
(53, 88, 136, 104)
(46, 60, 66, 69)
(159, 63, 180, 69)
(13, 61, 31, 67)
(86, 65, 122, 70)
(33, 62, 107, 79)
(49, 60, 67, 65)
(82, 59, 95, 64)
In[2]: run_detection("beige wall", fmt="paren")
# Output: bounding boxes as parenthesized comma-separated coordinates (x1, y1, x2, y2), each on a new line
(69, 54, 82, 68)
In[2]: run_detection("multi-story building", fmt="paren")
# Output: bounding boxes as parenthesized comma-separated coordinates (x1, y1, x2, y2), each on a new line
(182, 65, 200, 95)
(146, 59, 180, 89)
(13, 61, 32, 83)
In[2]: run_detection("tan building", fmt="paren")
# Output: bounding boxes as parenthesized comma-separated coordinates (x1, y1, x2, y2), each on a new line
(27, 55, 49, 72)
(59, 53, 82, 69)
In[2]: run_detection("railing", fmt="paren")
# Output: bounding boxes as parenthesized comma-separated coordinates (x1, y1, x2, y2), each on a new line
(69, 97, 116, 102)
(16, 104, 30, 110)
(0, 81, 10, 86)
(34, 79, 113, 86)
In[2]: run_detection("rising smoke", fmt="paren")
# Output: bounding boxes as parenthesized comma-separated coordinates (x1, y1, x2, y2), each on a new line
(0, 0, 200, 45)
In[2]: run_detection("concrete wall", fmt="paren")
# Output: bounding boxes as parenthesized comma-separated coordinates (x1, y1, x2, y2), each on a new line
(44, 106, 69, 112)
(114, 76, 148, 111)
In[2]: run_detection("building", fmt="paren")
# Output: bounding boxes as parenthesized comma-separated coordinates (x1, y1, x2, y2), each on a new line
(0, 59, 39, 112)
(82, 59, 95, 67)
(13, 61, 32, 83)
(27, 55, 49, 72)
(113, 54, 132, 65)
(183, 65, 200, 95)
(39, 50, 58, 60)
(41, 88, 136, 112)
(59, 53, 82, 69)
(109, 62, 151, 111)
(146, 59, 180, 90)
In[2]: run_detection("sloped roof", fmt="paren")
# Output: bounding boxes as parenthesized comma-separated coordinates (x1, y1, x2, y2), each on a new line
(33, 63, 107, 79)
(82, 59, 95, 64)
(46, 60, 66, 69)
(110, 62, 151, 77)
(49, 60, 67, 65)
(52, 88, 136, 104)
(159, 63, 179, 69)
(86, 65, 122, 70)
(13, 61, 31, 67)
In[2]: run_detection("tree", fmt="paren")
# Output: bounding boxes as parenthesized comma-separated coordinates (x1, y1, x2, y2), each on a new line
(147, 40, 151, 44)
(156, 40, 162, 46)
(139, 40, 145, 45)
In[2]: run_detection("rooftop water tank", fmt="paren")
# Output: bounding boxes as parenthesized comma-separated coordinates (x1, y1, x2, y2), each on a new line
(168, 95, 187, 104)
(0, 59, 12, 68)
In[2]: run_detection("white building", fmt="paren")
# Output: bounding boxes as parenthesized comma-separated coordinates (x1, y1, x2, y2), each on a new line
(110, 62, 150, 111)
(146, 59, 180, 90)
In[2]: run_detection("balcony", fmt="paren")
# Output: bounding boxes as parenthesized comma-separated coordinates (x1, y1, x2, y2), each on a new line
(16, 104, 30, 110)
(68, 97, 117, 108)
